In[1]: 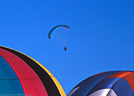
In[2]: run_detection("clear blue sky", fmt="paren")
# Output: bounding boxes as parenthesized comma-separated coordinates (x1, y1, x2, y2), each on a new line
(0, 0, 134, 94)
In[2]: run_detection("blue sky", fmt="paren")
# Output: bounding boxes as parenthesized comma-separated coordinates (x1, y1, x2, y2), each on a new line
(0, 0, 134, 94)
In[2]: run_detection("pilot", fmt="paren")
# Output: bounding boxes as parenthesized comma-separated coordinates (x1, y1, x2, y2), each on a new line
(64, 47, 67, 51)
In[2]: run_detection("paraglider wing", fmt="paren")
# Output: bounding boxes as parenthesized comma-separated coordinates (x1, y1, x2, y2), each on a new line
(48, 25, 70, 39)
(68, 71, 134, 96)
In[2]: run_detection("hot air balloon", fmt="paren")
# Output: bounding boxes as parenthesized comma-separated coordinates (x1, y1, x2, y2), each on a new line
(68, 71, 134, 96)
(48, 25, 70, 51)
(0, 46, 66, 96)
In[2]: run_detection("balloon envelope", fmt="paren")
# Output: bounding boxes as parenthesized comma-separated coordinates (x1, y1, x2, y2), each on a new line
(68, 71, 134, 96)
(0, 46, 66, 96)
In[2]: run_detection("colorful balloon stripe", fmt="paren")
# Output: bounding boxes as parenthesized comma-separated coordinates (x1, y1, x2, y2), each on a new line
(0, 46, 66, 96)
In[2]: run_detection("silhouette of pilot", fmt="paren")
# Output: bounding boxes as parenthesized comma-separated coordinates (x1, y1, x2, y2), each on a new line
(64, 47, 67, 51)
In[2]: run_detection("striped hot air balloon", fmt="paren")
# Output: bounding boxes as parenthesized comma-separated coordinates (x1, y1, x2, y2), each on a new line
(68, 71, 134, 96)
(0, 46, 66, 96)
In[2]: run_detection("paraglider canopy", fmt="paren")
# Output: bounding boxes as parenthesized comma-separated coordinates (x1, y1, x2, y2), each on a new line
(48, 25, 70, 39)
(48, 25, 70, 51)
